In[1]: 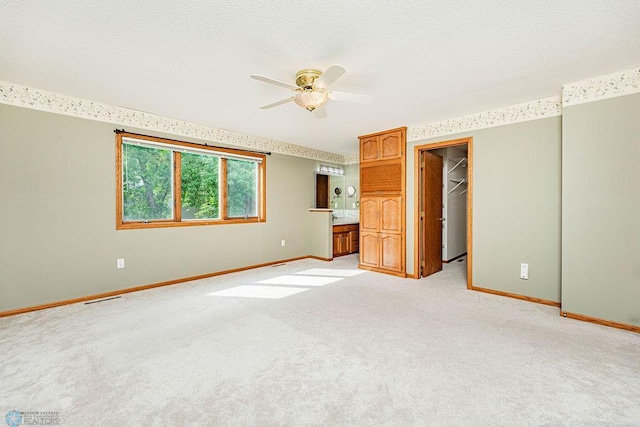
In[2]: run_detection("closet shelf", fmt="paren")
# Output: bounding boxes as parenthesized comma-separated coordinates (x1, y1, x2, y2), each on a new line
(448, 157, 468, 174)
(448, 178, 467, 194)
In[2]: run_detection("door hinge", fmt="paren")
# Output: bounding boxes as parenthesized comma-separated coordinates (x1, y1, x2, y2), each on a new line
(420, 261, 426, 267)
(420, 211, 425, 219)
(421, 161, 425, 169)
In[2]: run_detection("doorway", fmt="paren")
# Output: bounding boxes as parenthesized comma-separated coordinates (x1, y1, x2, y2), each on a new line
(315, 174, 329, 209)
(414, 137, 473, 288)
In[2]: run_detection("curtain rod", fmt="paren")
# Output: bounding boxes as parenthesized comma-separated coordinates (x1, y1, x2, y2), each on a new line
(114, 129, 271, 156)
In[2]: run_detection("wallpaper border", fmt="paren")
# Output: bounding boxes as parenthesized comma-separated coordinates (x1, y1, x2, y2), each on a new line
(407, 96, 562, 142)
(6, 67, 636, 165)
(562, 67, 640, 107)
(0, 81, 349, 164)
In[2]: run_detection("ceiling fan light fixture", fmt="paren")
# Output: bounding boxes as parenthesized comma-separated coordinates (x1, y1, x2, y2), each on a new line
(293, 88, 328, 112)
(251, 65, 370, 117)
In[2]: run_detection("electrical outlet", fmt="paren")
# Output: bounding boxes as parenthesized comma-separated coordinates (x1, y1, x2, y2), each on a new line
(520, 263, 528, 280)
(117, 258, 125, 269)
(281, 240, 286, 247)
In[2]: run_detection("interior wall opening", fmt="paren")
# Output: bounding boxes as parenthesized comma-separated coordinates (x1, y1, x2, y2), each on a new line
(414, 137, 472, 288)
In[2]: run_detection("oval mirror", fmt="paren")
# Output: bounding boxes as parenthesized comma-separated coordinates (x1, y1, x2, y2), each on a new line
(347, 186, 356, 196)
(334, 187, 342, 196)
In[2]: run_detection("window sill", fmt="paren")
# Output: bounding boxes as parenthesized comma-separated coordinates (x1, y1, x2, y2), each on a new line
(117, 218, 265, 230)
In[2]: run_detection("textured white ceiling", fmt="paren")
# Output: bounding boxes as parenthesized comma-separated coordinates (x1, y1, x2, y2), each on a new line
(1, 1, 639, 155)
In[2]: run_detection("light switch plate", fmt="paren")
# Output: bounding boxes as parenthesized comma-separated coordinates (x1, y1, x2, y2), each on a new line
(520, 263, 528, 280)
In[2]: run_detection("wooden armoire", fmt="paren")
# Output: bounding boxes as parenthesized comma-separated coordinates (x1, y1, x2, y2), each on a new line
(358, 127, 406, 277)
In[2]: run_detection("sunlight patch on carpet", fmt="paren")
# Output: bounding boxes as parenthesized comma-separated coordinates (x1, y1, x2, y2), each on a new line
(207, 285, 309, 299)
(257, 275, 342, 287)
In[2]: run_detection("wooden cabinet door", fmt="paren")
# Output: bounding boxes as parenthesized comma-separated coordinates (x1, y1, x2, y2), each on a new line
(333, 233, 341, 257)
(380, 233, 402, 272)
(333, 233, 346, 257)
(349, 230, 359, 253)
(362, 197, 402, 234)
(360, 232, 380, 267)
(360, 136, 379, 163)
(360, 197, 379, 232)
(380, 197, 402, 233)
(379, 131, 402, 161)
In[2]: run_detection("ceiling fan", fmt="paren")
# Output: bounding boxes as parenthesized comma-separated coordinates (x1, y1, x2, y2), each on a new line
(250, 65, 372, 118)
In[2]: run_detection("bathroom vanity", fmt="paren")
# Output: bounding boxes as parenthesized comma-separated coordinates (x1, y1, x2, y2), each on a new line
(332, 222, 359, 257)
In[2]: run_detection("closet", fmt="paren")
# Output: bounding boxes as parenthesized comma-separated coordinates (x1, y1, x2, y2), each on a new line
(417, 143, 469, 278)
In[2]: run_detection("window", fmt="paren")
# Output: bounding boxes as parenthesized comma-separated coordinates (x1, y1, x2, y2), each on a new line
(226, 158, 258, 218)
(116, 132, 265, 229)
(180, 152, 219, 220)
(122, 143, 173, 221)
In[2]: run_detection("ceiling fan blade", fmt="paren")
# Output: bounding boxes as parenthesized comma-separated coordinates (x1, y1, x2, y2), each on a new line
(328, 90, 372, 103)
(313, 106, 327, 119)
(316, 64, 346, 88)
(250, 74, 298, 90)
(260, 97, 294, 109)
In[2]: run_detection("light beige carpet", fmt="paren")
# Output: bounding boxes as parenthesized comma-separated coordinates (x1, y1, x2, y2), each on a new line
(1, 255, 639, 425)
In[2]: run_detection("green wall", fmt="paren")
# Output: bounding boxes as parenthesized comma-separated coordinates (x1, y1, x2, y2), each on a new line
(561, 93, 640, 326)
(2, 90, 639, 329)
(407, 117, 563, 303)
(0, 104, 319, 312)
